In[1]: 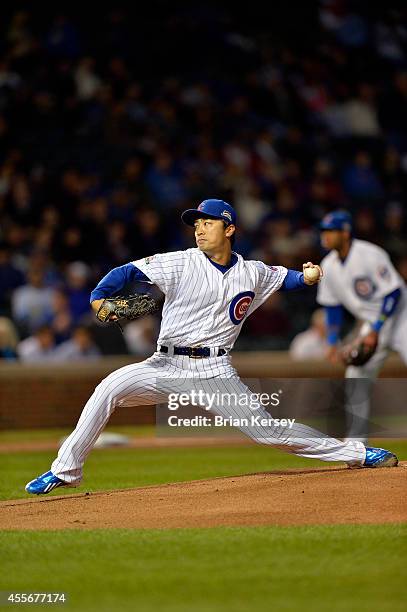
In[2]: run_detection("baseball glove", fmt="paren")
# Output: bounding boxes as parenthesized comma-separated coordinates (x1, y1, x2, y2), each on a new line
(341, 336, 378, 367)
(96, 294, 158, 326)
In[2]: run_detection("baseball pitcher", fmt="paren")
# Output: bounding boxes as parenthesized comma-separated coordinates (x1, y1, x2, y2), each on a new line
(26, 200, 398, 494)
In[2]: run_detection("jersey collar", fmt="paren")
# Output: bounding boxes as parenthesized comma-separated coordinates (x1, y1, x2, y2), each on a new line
(204, 252, 239, 274)
(337, 238, 354, 265)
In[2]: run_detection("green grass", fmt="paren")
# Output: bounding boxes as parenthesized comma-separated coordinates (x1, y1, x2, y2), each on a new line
(0, 445, 324, 500)
(1, 432, 405, 611)
(0, 525, 405, 612)
(0, 438, 406, 501)
(0, 425, 156, 443)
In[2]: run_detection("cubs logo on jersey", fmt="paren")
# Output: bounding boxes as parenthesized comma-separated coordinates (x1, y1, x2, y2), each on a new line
(353, 276, 376, 300)
(229, 291, 255, 325)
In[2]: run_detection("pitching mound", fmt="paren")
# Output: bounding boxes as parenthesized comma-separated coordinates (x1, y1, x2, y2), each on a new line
(1, 464, 406, 530)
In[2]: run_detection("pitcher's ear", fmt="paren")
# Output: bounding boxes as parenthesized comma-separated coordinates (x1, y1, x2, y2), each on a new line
(225, 224, 236, 238)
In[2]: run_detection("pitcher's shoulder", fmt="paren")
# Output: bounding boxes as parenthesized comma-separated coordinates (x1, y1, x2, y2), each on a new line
(242, 258, 286, 282)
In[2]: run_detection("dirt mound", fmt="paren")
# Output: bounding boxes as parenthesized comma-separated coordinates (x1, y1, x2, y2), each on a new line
(1, 464, 406, 530)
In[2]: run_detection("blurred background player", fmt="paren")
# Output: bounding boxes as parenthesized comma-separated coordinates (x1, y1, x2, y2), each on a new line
(289, 308, 327, 360)
(317, 210, 407, 443)
(0, 316, 19, 360)
(17, 324, 56, 362)
(53, 325, 101, 361)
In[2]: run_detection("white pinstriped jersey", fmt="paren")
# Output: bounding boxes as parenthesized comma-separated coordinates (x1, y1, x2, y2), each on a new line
(317, 239, 405, 323)
(133, 248, 287, 350)
(50, 248, 367, 484)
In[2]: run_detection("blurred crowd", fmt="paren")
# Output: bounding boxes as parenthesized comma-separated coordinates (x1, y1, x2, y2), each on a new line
(0, 2, 407, 360)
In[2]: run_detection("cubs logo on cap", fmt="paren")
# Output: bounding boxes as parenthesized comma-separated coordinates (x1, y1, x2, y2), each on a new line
(229, 291, 255, 325)
(319, 210, 352, 232)
(181, 199, 237, 227)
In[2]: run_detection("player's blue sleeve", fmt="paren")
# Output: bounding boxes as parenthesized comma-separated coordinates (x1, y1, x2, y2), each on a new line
(371, 288, 401, 332)
(89, 264, 151, 302)
(325, 305, 343, 345)
(280, 269, 305, 291)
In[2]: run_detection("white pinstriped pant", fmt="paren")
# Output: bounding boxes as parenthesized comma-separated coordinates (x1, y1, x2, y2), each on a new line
(345, 311, 407, 442)
(51, 352, 366, 483)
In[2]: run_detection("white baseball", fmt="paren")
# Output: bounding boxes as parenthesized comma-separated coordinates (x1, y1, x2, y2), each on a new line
(304, 266, 321, 282)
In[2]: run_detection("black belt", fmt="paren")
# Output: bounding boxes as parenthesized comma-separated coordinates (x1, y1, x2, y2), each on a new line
(159, 345, 226, 358)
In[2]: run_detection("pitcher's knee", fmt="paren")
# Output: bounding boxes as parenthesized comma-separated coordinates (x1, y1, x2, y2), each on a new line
(94, 374, 120, 406)
(96, 373, 144, 410)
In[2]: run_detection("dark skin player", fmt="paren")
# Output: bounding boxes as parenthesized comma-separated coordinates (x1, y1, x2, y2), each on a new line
(320, 228, 378, 363)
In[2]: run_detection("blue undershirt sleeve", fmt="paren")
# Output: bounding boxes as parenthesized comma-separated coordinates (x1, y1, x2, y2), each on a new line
(371, 287, 401, 332)
(325, 305, 343, 345)
(280, 269, 306, 291)
(89, 264, 152, 303)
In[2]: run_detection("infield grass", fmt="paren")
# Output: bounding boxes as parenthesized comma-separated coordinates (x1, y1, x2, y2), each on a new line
(1, 431, 406, 611)
(0, 436, 405, 501)
(0, 524, 405, 612)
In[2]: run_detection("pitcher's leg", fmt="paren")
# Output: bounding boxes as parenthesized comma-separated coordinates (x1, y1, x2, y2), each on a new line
(51, 361, 166, 483)
(196, 378, 366, 465)
(344, 347, 388, 443)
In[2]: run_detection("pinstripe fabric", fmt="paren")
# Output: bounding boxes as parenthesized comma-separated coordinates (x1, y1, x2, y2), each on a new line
(51, 353, 365, 484)
(50, 248, 366, 484)
(132, 249, 287, 349)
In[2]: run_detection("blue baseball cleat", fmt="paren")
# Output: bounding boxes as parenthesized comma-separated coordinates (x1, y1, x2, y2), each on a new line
(25, 470, 69, 495)
(364, 447, 398, 468)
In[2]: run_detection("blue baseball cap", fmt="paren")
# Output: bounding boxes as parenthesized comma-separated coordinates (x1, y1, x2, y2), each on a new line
(181, 199, 237, 227)
(319, 210, 352, 232)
